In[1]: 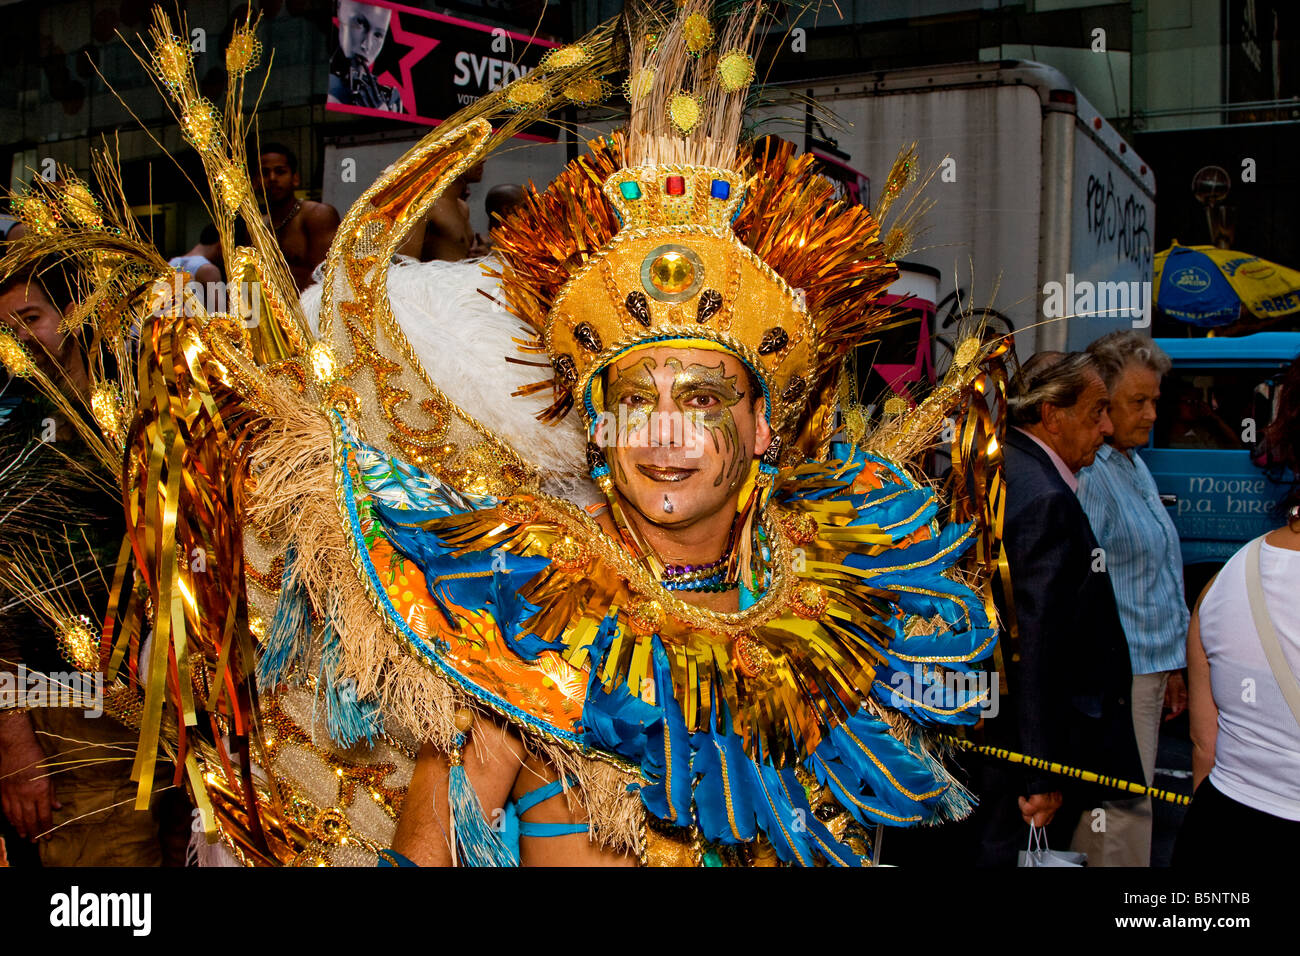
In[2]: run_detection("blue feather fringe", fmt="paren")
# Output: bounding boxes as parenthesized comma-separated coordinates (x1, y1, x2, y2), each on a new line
(449, 732, 518, 866)
(316, 613, 382, 747)
(256, 544, 312, 692)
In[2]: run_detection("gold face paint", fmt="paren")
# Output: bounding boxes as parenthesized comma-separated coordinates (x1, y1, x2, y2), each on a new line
(605, 356, 659, 432)
(604, 356, 659, 486)
(665, 358, 745, 488)
(599, 346, 763, 533)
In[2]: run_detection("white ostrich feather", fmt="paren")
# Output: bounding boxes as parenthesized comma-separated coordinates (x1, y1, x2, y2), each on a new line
(300, 258, 595, 504)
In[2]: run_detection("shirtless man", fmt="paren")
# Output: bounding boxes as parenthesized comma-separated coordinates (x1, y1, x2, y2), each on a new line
(396, 162, 483, 262)
(473, 182, 526, 255)
(251, 143, 341, 292)
(168, 223, 223, 287)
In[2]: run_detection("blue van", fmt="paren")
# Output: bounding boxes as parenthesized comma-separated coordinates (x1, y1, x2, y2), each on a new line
(1139, 333, 1300, 588)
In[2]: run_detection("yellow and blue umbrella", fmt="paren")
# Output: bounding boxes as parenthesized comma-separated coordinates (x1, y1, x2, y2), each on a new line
(1155, 242, 1300, 328)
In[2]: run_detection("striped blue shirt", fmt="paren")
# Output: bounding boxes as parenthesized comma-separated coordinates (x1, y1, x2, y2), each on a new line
(1077, 443, 1189, 674)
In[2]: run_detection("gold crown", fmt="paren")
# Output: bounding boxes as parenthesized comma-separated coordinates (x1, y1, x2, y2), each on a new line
(546, 163, 814, 435)
(491, 3, 900, 462)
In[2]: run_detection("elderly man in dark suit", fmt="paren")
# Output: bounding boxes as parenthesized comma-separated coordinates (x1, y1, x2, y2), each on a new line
(958, 350, 1144, 866)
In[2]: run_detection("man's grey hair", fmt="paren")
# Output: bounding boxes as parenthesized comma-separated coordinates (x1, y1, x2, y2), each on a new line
(1087, 330, 1172, 389)
(1008, 351, 1101, 427)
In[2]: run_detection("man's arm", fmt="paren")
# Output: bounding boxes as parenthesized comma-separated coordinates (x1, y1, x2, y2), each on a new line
(1164, 670, 1188, 721)
(194, 262, 222, 287)
(0, 618, 58, 841)
(1004, 489, 1088, 799)
(1186, 583, 1218, 789)
(391, 713, 525, 866)
(294, 203, 341, 290)
(0, 708, 57, 841)
(391, 711, 633, 866)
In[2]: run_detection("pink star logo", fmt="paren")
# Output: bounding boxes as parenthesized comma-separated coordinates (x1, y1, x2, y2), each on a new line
(873, 312, 935, 404)
(375, 10, 438, 114)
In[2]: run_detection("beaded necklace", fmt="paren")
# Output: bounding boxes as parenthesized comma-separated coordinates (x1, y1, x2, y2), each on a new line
(661, 554, 737, 592)
(272, 199, 303, 233)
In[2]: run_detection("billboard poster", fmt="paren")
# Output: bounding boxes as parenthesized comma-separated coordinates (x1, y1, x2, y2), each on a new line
(326, 0, 560, 134)
(1226, 0, 1299, 122)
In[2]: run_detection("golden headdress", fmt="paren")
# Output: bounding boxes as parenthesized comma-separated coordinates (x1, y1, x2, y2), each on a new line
(493, 1, 900, 470)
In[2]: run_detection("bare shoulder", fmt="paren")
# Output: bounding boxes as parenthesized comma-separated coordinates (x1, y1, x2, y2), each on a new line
(302, 200, 341, 228)
(1264, 524, 1300, 552)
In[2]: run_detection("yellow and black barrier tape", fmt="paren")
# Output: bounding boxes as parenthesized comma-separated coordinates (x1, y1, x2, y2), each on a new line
(942, 736, 1193, 807)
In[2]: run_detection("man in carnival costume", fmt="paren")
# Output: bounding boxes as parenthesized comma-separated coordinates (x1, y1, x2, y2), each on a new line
(0, 2, 1005, 867)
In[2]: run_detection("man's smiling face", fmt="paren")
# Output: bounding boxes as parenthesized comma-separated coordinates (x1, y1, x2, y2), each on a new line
(596, 346, 771, 530)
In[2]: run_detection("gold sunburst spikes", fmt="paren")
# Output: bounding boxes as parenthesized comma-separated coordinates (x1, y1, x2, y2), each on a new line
(732, 138, 899, 458)
(624, 1, 766, 169)
(122, 8, 309, 362)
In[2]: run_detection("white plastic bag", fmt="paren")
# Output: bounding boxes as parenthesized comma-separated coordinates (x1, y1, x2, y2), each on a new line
(1017, 824, 1086, 867)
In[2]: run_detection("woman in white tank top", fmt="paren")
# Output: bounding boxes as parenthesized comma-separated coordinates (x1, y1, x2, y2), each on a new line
(1175, 362, 1300, 866)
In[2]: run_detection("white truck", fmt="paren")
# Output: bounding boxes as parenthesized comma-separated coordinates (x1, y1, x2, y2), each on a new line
(771, 60, 1157, 363)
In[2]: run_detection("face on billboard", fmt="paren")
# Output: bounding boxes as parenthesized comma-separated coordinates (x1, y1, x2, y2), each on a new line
(338, 0, 391, 66)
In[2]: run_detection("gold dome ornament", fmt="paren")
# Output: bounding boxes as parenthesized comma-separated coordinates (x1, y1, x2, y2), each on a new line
(643, 245, 703, 300)
(626, 597, 665, 635)
(499, 495, 539, 525)
(547, 536, 591, 572)
(311, 807, 349, 846)
(151, 35, 192, 90)
(789, 582, 828, 620)
(225, 28, 262, 76)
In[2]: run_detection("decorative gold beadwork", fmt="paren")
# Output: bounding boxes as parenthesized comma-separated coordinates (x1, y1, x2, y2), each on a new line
(776, 509, 819, 546)
(499, 494, 539, 525)
(547, 536, 591, 572)
(626, 597, 665, 635)
(790, 582, 828, 620)
(733, 633, 775, 680)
